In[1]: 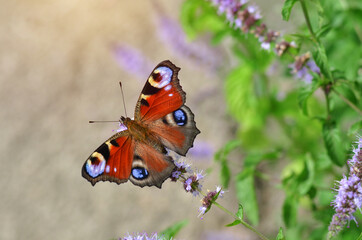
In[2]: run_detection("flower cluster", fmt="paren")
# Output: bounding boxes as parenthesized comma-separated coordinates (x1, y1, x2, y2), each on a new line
(172, 160, 205, 196)
(289, 52, 320, 84)
(171, 160, 226, 219)
(209, 0, 280, 51)
(209, 0, 326, 81)
(328, 136, 362, 238)
(156, 14, 221, 70)
(198, 186, 225, 219)
(171, 161, 205, 196)
(120, 232, 169, 240)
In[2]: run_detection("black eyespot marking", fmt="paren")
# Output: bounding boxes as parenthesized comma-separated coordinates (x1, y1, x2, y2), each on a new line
(162, 147, 168, 154)
(95, 143, 110, 160)
(152, 72, 161, 82)
(162, 118, 169, 125)
(141, 99, 150, 107)
(131, 167, 149, 180)
(134, 155, 143, 161)
(110, 139, 119, 147)
(142, 81, 160, 95)
(90, 156, 100, 164)
(173, 109, 187, 126)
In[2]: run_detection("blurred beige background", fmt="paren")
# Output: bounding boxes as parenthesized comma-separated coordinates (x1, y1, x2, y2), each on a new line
(0, 0, 297, 239)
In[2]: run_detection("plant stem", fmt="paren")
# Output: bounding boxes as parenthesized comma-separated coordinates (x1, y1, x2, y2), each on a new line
(332, 89, 362, 115)
(213, 202, 270, 240)
(325, 87, 331, 119)
(300, 0, 318, 43)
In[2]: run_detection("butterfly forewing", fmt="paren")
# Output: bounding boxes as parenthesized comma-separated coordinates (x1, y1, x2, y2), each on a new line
(82, 131, 134, 186)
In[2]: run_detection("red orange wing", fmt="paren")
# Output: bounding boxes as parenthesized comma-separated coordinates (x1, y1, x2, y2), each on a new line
(82, 130, 134, 186)
(134, 60, 200, 156)
(134, 60, 185, 122)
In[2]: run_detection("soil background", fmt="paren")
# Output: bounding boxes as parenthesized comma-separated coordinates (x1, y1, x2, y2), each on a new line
(0, 1, 301, 239)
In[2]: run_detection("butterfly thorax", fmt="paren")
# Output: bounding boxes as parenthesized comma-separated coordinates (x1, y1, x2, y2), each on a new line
(122, 117, 160, 145)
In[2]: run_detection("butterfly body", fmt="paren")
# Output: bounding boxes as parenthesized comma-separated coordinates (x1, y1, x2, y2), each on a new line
(82, 60, 200, 188)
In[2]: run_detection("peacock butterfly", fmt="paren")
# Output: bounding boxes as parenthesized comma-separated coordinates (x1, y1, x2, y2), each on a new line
(82, 60, 200, 188)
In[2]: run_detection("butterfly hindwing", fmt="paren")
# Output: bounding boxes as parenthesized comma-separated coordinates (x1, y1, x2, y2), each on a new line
(150, 105, 200, 156)
(130, 142, 175, 188)
(135, 60, 200, 156)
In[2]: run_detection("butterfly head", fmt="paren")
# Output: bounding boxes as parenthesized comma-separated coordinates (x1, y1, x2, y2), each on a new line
(120, 116, 132, 124)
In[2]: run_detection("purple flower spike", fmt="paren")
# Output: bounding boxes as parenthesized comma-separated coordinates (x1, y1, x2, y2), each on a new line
(198, 186, 225, 218)
(183, 170, 205, 196)
(328, 136, 362, 238)
(113, 45, 153, 80)
(170, 160, 192, 181)
(120, 232, 168, 240)
(289, 52, 320, 84)
(207, 0, 285, 52)
(188, 141, 214, 159)
(156, 14, 221, 70)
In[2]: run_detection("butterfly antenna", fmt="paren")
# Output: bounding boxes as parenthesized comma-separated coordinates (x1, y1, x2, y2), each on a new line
(89, 120, 119, 123)
(119, 82, 128, 117)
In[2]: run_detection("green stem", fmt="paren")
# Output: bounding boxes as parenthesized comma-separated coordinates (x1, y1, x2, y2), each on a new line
(300, 0, 318, 43)
(325, 87, 331, 119)
(332, 89, 362, 115)
(213, 202, 270, 240)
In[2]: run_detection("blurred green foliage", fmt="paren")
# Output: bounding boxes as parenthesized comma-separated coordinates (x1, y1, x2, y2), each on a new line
(181, 0, 361, 239)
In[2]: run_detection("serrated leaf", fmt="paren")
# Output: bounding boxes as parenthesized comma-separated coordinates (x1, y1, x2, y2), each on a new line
(313, 45, 333, 81)
(225, 219, 241, 227)
(315, 23, 332, 39)
(276, 227, 286, 240)
(282, 0, 298, 21)
(322, 121, 345, 166)
(236, 204, 244, 220)
(236, 168, 259, 225)
(334, 84, 358, 105)
(160, 220, 188, 240)
(282, 195, 298, 227)
(298, 80, 319, 115)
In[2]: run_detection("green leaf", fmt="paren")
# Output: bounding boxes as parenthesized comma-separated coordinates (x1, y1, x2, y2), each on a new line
(357, 232, 362, 240)
(276, 227, 286, 240)
(220, 161, 231, 189)
(236, 204, 244, 220)
(322, 121, 346, 166)
(282, 0, 298, 21)
(297, 154, 315, 195)
(348, 120, 362, 136)
(236, 168, 259, 225)
(180, 0, 225, 39)
(214, 140, 242, 161)
(333, 83, 358, 105)
(282, 195, 298, 227)
(160, 220, 188, 240)
(225, 219, 241, 227)
(211, 28, 232, 45)
(215, 140, 241, 189)
(298, 80, 320, 116)
(315, 23, 332, 39)
(313, 45, 333, 81)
